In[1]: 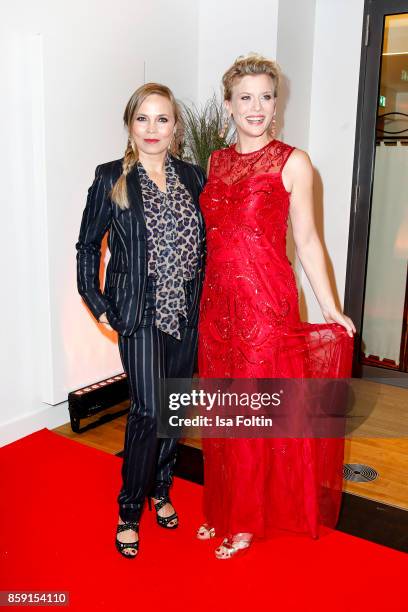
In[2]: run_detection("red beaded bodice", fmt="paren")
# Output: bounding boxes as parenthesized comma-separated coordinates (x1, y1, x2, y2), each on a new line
(198, 139, 304, 376)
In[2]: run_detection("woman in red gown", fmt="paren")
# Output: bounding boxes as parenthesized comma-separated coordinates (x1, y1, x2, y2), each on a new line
(197, 54, 355, 559)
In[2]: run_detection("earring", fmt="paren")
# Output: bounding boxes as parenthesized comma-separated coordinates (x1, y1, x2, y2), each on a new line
(269, 114, 277, 139)
(219, 114, 232, 139)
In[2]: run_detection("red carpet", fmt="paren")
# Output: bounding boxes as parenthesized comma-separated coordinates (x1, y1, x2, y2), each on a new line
(0, 429, 406, 612)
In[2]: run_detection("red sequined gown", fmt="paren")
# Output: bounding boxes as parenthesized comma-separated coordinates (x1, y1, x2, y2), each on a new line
(198, 139, 354, 539)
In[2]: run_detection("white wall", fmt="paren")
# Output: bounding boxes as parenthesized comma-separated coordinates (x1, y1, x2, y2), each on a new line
(276, 0, 316, 151)
(0, 0, 199, 446)
(306, 0, 365, 321)
(0, 21, 56, 445)
(197, 0, 279, 104)
(276, 0, 317, 288)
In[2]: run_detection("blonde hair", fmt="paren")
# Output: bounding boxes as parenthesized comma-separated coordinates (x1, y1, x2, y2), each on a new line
(222, 53, 281, 101)
(111, 83, 182, 210)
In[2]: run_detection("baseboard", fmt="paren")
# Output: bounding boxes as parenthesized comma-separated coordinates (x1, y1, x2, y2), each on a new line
(0, 402, 70, 447)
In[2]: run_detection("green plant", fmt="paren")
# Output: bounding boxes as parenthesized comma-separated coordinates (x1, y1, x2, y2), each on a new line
(179, 94, 232, 171)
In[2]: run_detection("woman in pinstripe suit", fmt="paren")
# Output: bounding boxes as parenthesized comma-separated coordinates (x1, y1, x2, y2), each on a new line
(76, 83, 206, 558)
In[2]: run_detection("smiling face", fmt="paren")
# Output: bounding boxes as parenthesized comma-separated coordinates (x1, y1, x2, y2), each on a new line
(130, 94, 176, 157)
(225, 73, 276, 141)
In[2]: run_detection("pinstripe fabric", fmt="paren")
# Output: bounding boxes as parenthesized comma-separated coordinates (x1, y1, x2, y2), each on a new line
(76, 156, 206, 523)
(76, 156, 206, 335)
(117, 278, 198, 522)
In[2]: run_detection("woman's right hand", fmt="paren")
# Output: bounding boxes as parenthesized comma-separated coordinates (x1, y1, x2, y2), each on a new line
(322, 306, 356, 338)
(98, 312, 114, 331)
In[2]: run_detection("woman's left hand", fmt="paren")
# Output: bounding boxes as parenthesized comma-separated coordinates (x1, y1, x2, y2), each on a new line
(322, 308, 356, 338)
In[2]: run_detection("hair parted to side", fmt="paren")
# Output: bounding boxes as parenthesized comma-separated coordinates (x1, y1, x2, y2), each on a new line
(111, 82, 182, 210)
(222, 53, 281, 101)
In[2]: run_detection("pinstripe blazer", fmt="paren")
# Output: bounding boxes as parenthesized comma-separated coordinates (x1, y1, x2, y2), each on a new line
(76, 155, 206, 336)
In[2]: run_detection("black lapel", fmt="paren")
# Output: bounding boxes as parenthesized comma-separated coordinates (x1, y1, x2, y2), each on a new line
(171, 157, 186, 186)
(126, 164, 146, 225)
(171, 156, 197, 200)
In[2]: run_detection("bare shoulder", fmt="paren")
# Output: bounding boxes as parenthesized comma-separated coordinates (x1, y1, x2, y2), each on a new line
(285, 148, 313, 174)
(282, 148, 313, 192)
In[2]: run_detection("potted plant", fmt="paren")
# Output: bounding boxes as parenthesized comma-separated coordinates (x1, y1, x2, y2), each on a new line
(179, 94, 233, 171)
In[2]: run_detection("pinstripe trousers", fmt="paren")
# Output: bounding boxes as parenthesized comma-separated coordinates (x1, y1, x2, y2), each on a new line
(117, 277, 198, 522)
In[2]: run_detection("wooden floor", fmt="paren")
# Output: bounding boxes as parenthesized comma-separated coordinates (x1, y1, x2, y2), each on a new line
(54, 379, 408, 511)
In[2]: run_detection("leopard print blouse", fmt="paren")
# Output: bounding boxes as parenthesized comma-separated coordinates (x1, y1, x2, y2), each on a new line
(137, 155, 200, 339)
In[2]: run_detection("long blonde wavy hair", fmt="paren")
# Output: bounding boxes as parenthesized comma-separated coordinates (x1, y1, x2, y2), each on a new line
(111, 83, 182, 210)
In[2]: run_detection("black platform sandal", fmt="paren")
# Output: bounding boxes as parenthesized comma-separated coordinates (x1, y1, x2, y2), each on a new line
(148, 496, 178, 529)
(115, 520, 139, 558)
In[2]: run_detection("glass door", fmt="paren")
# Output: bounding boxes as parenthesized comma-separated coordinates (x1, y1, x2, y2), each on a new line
(362, 13, 408, 372)
(345, 0, 408, 383)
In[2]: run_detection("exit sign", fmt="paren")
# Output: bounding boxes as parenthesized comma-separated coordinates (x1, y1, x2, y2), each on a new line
(379, 95, 386, 107)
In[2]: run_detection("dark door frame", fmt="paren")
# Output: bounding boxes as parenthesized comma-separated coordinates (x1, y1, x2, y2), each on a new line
(344, 0, 408, 385)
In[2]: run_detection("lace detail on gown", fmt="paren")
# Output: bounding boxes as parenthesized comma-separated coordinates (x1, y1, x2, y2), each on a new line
(198, 139, 354, 538)
(210, 139, 294, 184)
